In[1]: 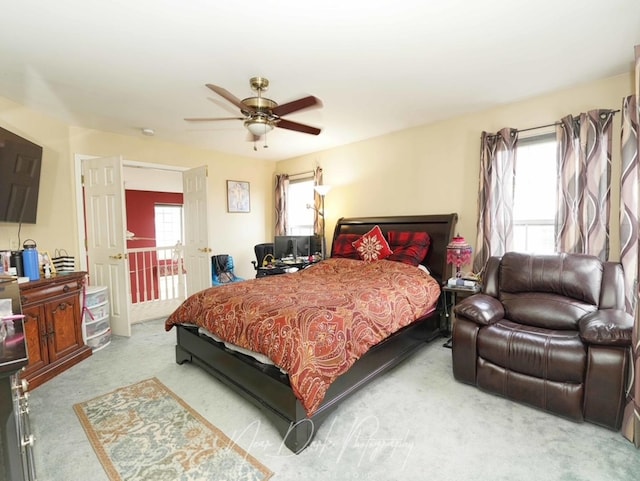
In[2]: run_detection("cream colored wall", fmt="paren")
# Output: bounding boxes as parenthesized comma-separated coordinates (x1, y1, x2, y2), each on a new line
(276, 72, 635, 265)
(69, 128, 276, 278)
(0, 97, 76, 256)
(1, 71, 634, 281)
(0, 97, 276, 280)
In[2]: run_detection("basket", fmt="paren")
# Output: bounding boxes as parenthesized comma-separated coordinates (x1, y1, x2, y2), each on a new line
(52, 249, 75, 272)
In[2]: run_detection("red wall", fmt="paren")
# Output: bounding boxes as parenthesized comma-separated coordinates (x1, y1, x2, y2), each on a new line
(125, 190, 183, 303)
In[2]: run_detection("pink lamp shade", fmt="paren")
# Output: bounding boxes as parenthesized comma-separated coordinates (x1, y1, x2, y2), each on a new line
(446, 235, 472, 278)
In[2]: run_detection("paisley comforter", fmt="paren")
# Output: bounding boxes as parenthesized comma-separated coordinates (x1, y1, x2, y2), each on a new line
(165, 257, 441, 416)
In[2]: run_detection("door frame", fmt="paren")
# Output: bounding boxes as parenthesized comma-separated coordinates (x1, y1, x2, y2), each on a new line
(74, 156, 205, 332)
(74, 155, 190, 272)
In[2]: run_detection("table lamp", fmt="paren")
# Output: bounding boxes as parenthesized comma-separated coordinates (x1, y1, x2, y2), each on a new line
(446, 234, 473, 279)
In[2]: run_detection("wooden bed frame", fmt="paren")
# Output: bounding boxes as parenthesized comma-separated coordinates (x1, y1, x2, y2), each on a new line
(173, 213, 458, 453)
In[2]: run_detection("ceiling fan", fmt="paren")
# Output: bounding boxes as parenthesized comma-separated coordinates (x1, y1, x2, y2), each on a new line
(185, 77, 322, 147)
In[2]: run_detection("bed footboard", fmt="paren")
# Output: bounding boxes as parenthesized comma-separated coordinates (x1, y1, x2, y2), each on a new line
(176, 344, 193, 364)
(176, 324, 312, 452)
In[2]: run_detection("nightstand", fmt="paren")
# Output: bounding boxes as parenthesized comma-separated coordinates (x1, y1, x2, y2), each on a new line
(442, 284, 481, 348)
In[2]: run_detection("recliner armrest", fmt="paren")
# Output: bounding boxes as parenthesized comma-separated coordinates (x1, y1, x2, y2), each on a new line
(453, 294, 504, 326)
(579, 309, 633, 346)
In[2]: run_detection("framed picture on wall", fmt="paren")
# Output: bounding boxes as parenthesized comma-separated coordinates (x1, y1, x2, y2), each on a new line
(227, 180, 250, 213)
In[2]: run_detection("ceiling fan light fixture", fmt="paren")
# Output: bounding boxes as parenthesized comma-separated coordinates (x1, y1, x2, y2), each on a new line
(245, 118, 274, 136)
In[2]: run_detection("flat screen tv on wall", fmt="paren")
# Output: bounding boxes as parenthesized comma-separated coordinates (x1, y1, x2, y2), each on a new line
(0, 126, 43, 224)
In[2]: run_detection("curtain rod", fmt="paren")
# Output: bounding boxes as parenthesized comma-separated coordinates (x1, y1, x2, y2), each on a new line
(288, 170, 315, 179)
(490, 109, 621, 136)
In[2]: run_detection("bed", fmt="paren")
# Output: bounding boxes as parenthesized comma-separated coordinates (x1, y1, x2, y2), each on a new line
(165, 213, 457, 453)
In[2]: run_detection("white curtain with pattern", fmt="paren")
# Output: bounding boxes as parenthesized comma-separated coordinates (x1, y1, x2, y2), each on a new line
(473, 128, 518, 275)
(555, 111, 614, 260)
(621, 44, 640, 450)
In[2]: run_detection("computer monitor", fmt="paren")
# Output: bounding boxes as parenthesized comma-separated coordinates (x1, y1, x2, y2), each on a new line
(309, 234, 322, 256)
(274, 235, 312, 260)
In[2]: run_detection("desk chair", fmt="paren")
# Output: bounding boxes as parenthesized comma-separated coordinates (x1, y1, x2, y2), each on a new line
(251, 243, 274, 277)
(211, 254, 244, 286)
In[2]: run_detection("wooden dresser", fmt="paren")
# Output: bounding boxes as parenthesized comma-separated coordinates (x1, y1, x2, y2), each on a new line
(19, 272, 92, 390)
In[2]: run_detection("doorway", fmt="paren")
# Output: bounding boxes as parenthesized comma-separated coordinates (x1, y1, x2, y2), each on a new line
(75, 155, 211, 336)
(125, 189, 186, 323)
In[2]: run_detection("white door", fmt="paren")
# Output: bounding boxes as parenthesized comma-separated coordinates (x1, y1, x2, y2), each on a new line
(182, 165, 211, 295)
(82, 156, 132, 337)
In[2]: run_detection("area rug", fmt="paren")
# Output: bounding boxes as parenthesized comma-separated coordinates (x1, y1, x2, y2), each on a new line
(73, 377, 273, 481)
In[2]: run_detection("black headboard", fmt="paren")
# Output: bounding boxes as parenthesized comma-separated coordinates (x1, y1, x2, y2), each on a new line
(331, 213, 458, 284)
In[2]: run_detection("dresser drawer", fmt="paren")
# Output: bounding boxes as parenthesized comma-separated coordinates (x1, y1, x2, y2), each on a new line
(20, 276, 83, 307)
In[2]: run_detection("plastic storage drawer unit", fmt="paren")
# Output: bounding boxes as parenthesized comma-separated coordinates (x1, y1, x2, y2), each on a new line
(86, 328, 111, 351)
(83, 285, 111, 351)
(85, 285, 108, 308)
(83, 300, 109, 322)
(85, 315, 110, 338)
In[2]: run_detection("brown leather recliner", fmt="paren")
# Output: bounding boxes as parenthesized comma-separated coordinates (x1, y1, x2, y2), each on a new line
(452, 252, 633, 429)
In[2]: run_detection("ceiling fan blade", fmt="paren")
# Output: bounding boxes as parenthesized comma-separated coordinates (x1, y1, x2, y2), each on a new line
(207, 96, 241, 115)
(184, 117, 243, 122)
(272, 96, 321, 117)
(206, 84, 256, 113)
(276, 118, 321, 135)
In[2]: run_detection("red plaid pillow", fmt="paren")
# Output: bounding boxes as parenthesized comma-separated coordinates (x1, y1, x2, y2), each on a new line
(352, 225, 393, 262)
(387, 231, 431, 266)
(331, 233, 361, 259)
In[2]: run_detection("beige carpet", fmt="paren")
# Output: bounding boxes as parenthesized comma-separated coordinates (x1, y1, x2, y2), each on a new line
(73, 377, 273, 481)
(30, 319, 640, 481)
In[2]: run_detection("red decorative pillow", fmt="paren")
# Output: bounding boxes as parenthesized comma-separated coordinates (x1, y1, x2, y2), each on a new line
(352, 225, 393, 262)
(331, 233, 361, 259)
(387, 231, 431, 266)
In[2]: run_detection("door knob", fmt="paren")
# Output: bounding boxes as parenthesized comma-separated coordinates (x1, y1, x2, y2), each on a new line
(109, 253, 124, 260)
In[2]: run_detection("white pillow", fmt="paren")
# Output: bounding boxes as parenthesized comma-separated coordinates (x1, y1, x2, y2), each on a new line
(417, 264, 430, 275)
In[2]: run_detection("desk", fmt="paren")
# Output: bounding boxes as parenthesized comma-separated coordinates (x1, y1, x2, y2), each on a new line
(442, 284, 480, 348)
(257, 259, 318, 277)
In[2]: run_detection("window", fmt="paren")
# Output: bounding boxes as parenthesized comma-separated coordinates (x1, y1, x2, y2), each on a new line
(513, 133, 557, 254)
(287, 178, 315, 235)
(154, 204, 184, 259)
